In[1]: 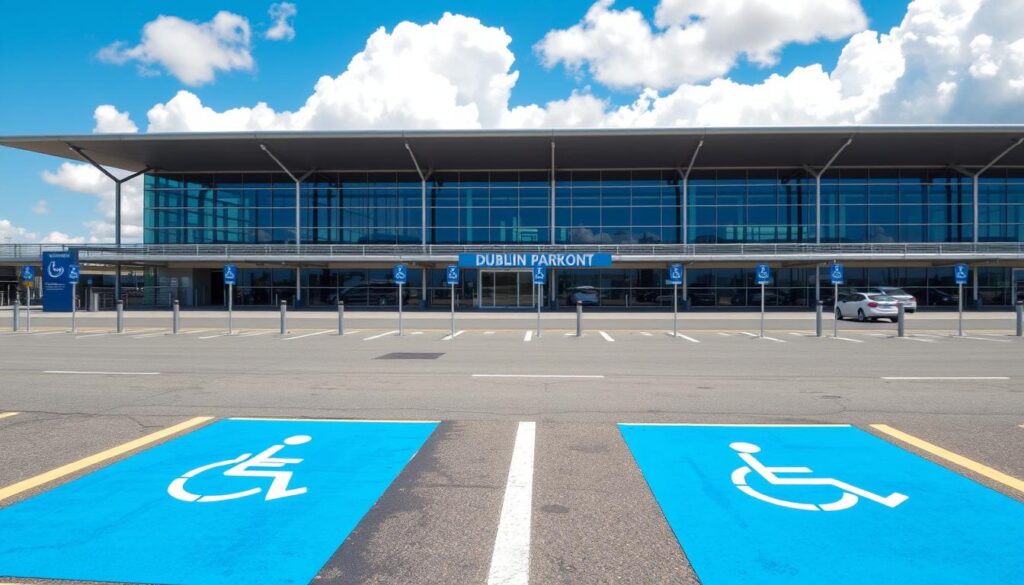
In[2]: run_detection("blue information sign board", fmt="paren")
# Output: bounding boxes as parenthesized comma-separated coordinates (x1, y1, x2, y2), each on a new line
(533, 265, 547, 286)
(41, 251, 79, 312)
(458, 252, 612, 269)
(393, 263, 408, 285)
(223, 264, 237, 286)
(755, 263, 772, 285)
(954, 263, 969, 285)
(446, 265, 460, 286)
(668, 264, 683, 285)
(830, 263, 844, 285)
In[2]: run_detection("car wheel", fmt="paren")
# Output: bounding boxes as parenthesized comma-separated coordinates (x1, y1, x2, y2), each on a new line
(857, 309, 866, 322)
(889, 317, 899, 323)
(835, 308, 843, 320)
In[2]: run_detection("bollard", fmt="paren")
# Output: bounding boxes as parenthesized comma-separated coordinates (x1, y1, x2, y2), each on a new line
(172, 300, 180, 335)
(576, 301, 583, 337)
(280, 300, 288, 335)
(116, 300, 124, 333)
(337, 301, 345, 336)
(1016, 301, 1022, 337)
(816, 300, 823, 337)
(897, 303, 905, 337)
(25, 292, 31, 333)
(12, 299, 19, 332)
(71, 293, 78, 334)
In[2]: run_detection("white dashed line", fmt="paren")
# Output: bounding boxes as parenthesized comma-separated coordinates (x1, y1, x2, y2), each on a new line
(362, 330, 399, 341)
(442, 330, 465, 341)
(523, 330, 533, 342)
(486, 421, 536, 585)
(599, 331, 615, 342)
(282, 330, 333, 341)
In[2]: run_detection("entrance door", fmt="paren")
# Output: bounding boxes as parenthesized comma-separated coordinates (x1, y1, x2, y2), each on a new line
(480, 271, 535, 308)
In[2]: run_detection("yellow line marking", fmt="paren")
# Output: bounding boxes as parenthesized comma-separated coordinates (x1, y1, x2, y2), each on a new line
(0, 416, 213, 503)
(0, 412, 18, 420)
(871, 424, 1024, 494)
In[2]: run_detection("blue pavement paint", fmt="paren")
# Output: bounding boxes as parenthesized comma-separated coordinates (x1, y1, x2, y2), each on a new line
(0, 418, 437, 585)
(619, 424, 1024, 585)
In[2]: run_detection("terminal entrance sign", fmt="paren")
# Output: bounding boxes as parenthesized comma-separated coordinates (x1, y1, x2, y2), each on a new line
(459, 252, 612, 268)
(0, 418, 438, 585)
(620, 423, 1024, 584)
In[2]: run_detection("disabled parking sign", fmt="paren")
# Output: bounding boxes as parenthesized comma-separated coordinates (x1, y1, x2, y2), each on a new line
(533, 265, 547, 286)
(829, 263, 844, 285)
(393, 263, 408, 285)
(620, 424, 1024, 584)
(223, 264, 237, 286)
(954, 263, 969, 285)
(19, 265, 34, 284)
(446, 265, 460, 286)
(0, 418, 437, 585)
(668, 264, 683, 285)
(755, 263, 772, 285)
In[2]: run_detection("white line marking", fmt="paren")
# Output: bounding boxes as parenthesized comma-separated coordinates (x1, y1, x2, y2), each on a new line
(472, 374, 605, 379)
(523, 330, 533, 342)
(182, 329, 209, 335)
(718, 332, 731, 336)
(240, 330, 273, 337)
(640, 332, 653, 337)
(564, 332, 575, 336)
(787, 332, 805, 337)
(739, 331, 757, 337)
(484, 331, 495, 335)
(902, 336, 937, 343)
(913, 333, 941, 338)
(674, 333, 700, 343)
(44, 370, 160, 376)
(198, 333, 227, 340)
(132, 331, 166, 339)
(282, 330, 332, 341)
(410, 331, 424, 335)
(363, 330, 399, 341)
(831, 336, 864, 343)
(959, 336, 1011, 343)
(75, 333, 107, 339)
(34, 331, 63, 336)
(486, 421, 535, 585)
(762, 336, 787, 343)
(442, 330, 465, 341)
(599, 331, 615, 342)
(881, 376, 1010, 381)
(869, 333, 887, 337)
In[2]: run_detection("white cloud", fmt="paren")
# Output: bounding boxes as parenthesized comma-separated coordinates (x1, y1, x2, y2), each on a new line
(0, 219, 37, 243)
(265, 2, 297, 41)
(32, 199, 50, 215)
(93, 105, 139, 133)
(98, 11, 254, 86)
(41, 163, 143, 243)
(535, 0, 867, 89)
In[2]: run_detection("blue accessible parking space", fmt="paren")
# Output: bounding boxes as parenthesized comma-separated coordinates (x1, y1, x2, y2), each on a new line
(0, 418, 437, 585)
(619, 424, 1024, 585)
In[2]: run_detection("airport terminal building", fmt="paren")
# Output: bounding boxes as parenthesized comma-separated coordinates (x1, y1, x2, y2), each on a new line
(1, 127, 1023, 310)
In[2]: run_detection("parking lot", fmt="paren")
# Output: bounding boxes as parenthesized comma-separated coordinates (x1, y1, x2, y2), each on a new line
(1, 308, 1022, 584)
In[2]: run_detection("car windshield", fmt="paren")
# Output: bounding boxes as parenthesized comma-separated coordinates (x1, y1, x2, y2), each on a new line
(867, 294, 897, 302)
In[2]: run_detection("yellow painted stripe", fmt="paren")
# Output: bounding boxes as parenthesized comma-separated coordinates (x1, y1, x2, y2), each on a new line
(871, 424, 1024, 494)
(0, 412, 19, 420)
(0, 416, 213, 502)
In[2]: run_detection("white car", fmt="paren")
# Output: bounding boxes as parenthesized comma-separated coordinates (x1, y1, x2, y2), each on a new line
(863, 287, 917, 312)
(835, 292, 901, 322)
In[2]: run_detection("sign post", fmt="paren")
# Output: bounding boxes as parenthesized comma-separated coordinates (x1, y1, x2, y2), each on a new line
(68, 264, 80, 334)
(446, 265, 459, 339)
(393, 264, 408, 336)
(533, 265, 547, 337)
(223, 264, 237, 335)
(830, 263, 845, 338)
(955, 263, 969, 336)
(755, 264, 772, 338)
(668, 264, 683, 337)
(20, 266, 34, 333)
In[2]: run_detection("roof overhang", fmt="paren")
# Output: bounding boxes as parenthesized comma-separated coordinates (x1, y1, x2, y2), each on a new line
(2, 126, 1024, 173)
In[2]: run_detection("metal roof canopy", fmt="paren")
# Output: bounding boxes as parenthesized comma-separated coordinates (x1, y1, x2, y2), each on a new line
(2, 126, 1024, 173)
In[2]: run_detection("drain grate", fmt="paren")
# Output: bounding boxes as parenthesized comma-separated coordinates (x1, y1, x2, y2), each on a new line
(375, 352, 445, 360)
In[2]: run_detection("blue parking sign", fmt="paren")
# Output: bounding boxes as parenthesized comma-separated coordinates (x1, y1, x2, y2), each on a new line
(68, 264, 80, 284)
(755, 263, 772, 285)
(223, 264, 237, 285)
(533, 265, 547, 286)
(446, 265, 459, 286)
(954, 263, 969, 285)
(20, 265, 34, 283)
(393, 263, 408, 285)
(668, 264, 683, 285)
(830, 263, 844, 285)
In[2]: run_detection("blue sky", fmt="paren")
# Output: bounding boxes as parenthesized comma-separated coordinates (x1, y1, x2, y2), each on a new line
(1, 0, 1019, 242)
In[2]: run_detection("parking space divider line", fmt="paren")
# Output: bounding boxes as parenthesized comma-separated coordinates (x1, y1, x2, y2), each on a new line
(0, 412, 19, 420)
(282, 329, 333, 341)
(486, 420, 535, 585)
(0, 416, 214, 503)
(870, 424, 1024, 494)
(599, 331, 615, 342)
(363, 330, 399, 341)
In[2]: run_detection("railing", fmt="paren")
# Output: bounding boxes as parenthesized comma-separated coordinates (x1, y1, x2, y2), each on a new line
(2, 242, 1024, 260)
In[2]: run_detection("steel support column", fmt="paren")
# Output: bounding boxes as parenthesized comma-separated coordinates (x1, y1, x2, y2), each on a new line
(405, 143, 431, 246)
(677, 139, 704, 247)
(954, 137, 1024, 245)
(550, 141, 556, 245)
(260, 143, 313, 304)
(804, 138, 853, 246)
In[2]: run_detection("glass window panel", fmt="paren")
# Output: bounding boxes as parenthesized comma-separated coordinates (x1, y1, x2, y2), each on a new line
(572, 207, 600, 228)
(601, 188, 630, 206)
(632, 206, 660, 225)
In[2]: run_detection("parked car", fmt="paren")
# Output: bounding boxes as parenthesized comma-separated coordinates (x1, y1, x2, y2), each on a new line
(326, 281, 410, 306)
(835, 292, 901, 322)
(566, 286, 600, 306)
(863, 287, 917, 312)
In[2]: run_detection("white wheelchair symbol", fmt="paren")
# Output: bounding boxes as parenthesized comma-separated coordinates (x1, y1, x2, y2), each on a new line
(956, 266, 967, 279)
(757, 266, 770, 279)
(168, 435, 312, 503)
(831, 266, 842, 279)
(670, 267, 681, 280)
(729, 442, 908, 512)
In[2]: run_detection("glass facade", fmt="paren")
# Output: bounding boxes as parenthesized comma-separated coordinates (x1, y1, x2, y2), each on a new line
(145, 168, 1024, 245)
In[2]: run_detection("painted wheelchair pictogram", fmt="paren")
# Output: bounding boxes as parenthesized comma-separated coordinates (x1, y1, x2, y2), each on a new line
(168, 435, 312, 503)
(729, 442, 908, 512)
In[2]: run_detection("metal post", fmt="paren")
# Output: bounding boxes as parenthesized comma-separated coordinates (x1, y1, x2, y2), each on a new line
(536, 284, 542, 337)
(228, 283, 234, 335)
(450, 284, 455, 339)
(116, 299, 124, 334)
(25, 289, 31, 333)
(576, 300, 582, 337)
(173, 300, 180, 335)
(1016, 301, 1022, 337)
(71, 282, 77, 334)
(338, 301, 345, 336)
(833, 283, 839, 338)
(12, 299, 19, 332)
(759, 283, 766, 338)
(398, 283, 404, 336)
(816, 300, 823, 337)
(897, 303, 905, 337)
(957, 283, 964, 337)
(280, 300, 287, 335)
(673, 283, 679, 337)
